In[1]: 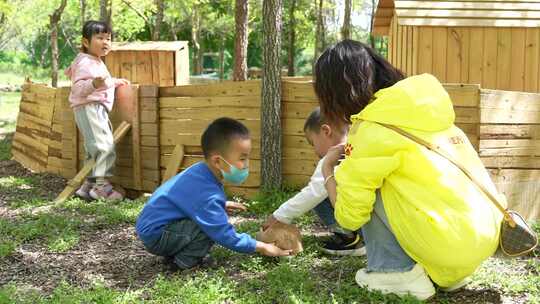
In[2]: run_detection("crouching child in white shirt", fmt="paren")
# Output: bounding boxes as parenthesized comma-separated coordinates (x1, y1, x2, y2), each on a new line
(261, 107, 365, 256)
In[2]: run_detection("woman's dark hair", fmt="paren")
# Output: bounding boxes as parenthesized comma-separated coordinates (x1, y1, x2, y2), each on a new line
(314, 39, 405, 124)
(81, 20, 112, 52)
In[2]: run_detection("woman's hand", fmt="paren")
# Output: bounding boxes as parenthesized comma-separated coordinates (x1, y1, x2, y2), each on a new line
(225, 201, 247, 215)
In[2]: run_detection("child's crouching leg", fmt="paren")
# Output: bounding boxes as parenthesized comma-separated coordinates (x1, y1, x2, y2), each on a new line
(160, 219, 214, 270)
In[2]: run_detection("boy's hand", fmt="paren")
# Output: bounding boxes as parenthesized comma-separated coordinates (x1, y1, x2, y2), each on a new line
(225, 201, 247, 214)
(261, 215, 281, 231)
(255, 241, 293, 257)
(93, 77, 106, 89)
(115, 78, 130, 86)
(323, 143, 345, 174)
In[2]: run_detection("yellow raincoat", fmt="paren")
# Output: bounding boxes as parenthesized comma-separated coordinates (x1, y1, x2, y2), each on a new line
(334, 74, 503, 287)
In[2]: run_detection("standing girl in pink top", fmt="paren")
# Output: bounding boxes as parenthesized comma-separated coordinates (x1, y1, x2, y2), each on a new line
(65, 20, 130, 201)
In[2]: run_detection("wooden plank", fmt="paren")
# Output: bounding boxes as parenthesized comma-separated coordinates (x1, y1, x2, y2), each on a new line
(454, 107, 480, 123)
(161, 155, 262, 173)
(158, 51, 174, 86)
(480, 89, 540, 111)
(159, 96, 261, 108)
(12, 131, 48, 153)
(283, 135, 311, 149)
(480, 124, 540, 139)
(398, 18, 540, 28)
(160, 119, 261, 140)
(282, 102, 319, 119)
(141, 136, 159, 147)
(159, 107, 260, 120)
(432, 27, 447, 82)
(480, 109, 540, 123)
(469, 28, 484, 85)
(447, 28, 461, 83)
(510, 28, 526, 91)
(162, 144, 184, 183)
(159, 80, 261, 97)
(394, 1, 540, 10)
(54, 121, 132, 204)
(456, 123, 480, 136)
(391, 16, 398, 65)
(412, 27, 419, 75)
(407, 26, 414, 75)
(496, 28, 512, 90)
(119, 51, 135, 83)
(417, 27, 433, 74)
(396, 8, 540, 19)
(481, 156, 540, 169)
(397, 22, 403, 70)
(141, 123, 159, 136)
(459, 28, 470, 83)
(132, 86, 142, 190)
(524, 28, 539, 92)
(479, 139, 540, 156)
(444, 84, 480, 107)
(388, 18, 393, 62)
(139, 84, 159, 97)
(483, 28, 498, 89)
(136, 51, 153, 84)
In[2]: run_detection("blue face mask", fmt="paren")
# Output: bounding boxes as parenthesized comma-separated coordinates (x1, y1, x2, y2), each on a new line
(219, 157, 249, 185)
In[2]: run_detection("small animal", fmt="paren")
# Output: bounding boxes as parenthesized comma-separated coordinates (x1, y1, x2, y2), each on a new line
(255, 221, 303, 254)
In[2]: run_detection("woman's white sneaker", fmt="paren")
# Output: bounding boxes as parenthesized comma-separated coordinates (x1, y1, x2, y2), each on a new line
(355, 263, 436, 301)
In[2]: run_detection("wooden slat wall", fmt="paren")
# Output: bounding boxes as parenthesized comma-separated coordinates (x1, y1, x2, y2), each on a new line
(12, 84, 57, 172)
(388, 21, 540, 93)
(159, 81, 262, 196)
(478, 89, 540, 220)
(104, 50, 179, 87)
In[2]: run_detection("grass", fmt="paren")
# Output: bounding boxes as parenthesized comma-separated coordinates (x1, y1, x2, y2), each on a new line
(0, 169, 539, 303)
(0, 91, 20, 135)
(0, 197, 146, 257)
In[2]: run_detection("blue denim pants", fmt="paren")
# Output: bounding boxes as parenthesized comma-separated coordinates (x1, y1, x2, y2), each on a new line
(314, 192, 415, 272)
(142, 219, 214, 269)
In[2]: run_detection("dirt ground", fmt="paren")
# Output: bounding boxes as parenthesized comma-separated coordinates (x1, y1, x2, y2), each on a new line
(0, 141, 538, 303)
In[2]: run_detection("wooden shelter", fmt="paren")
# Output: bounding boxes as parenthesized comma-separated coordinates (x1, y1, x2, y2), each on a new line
(373, 0, 540, 93)
(104, 41, 190, 86)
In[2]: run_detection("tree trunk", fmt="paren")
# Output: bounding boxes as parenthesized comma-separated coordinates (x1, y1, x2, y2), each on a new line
(233, 0, 248, 81)
(261, 0, 283, 190)
(313, 0, 324, 67)
(191, 6, 202, 75)
(341, 0, 351, 40)
(80, 0, 87, 26)
(287, 0, 296, 76)
(369, 0, 375, 48)
(50, 0, 68, 88)
(100, 0, 109, 22)
(152, 0, 164, 40)
(219, 36, 225, 80)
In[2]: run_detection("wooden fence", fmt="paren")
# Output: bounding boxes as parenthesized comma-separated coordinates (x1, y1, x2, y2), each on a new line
(11, 79, 540, 220)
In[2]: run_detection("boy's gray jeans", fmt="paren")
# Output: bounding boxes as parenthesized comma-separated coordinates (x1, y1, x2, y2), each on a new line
(142, 219, 214, 269)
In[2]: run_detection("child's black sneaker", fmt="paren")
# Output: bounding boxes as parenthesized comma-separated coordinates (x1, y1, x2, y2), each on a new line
(321, 232, 366, 256)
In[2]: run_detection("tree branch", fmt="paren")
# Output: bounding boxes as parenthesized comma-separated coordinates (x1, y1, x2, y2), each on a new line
(120, 0, 151, 25)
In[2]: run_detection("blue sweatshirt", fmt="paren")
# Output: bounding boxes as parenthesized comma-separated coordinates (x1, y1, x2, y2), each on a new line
(135, 162, 257, 253)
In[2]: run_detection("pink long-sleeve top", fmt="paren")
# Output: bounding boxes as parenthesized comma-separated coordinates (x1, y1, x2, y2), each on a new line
(65, 53, 121, 112)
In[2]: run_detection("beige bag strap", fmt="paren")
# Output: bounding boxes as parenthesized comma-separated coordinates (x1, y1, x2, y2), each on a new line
(375, 121, 516, 227)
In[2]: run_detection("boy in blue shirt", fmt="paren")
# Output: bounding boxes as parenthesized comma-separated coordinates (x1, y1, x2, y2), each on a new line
(136, 117, 292, 270)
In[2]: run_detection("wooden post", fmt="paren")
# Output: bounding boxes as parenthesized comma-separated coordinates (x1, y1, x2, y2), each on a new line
(162, 144, 185, 183)
(131, 86, 143, 190)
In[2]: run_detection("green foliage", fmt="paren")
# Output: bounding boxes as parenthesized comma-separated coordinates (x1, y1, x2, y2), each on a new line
(244, 186, 299, 216)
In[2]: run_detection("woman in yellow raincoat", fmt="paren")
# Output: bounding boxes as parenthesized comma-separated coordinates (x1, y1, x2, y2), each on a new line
(314, 40, 502, 300)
